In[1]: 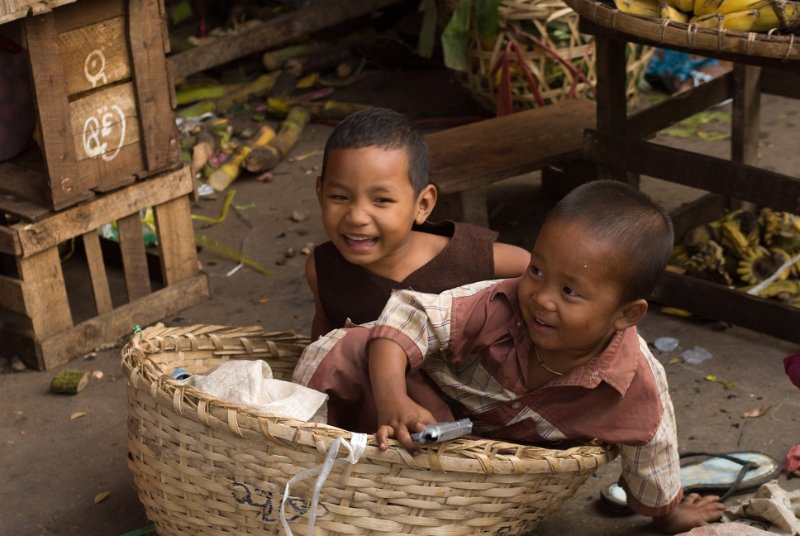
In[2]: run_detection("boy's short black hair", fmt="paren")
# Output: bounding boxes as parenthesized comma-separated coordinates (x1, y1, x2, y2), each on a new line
(546, 180, 674, 304)
(320, 107, 430, 194)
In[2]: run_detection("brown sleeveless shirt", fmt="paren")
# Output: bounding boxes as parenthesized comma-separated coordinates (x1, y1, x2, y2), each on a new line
(315, 221, 499, 328)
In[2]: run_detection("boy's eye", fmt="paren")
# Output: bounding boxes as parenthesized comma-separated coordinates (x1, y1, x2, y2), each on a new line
(374, 197, 395, 205)
(529, 264, 543, 278)
(328, 194, 348, 201)
(563, 286, 579, 297)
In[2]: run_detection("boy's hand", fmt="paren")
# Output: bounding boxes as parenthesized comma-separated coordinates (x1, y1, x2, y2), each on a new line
(374, 394, 436, 454)
(652, 493, 726, 534)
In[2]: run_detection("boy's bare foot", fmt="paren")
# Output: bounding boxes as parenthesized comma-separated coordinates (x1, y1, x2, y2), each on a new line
(652, 493, 727, 534)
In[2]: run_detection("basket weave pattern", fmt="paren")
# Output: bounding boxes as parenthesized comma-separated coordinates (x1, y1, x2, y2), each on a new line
(461, 0, 653, 113)
(123, 324, 617, 535)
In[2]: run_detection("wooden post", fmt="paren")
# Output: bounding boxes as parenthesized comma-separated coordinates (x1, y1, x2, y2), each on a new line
(594, 36, 639, 188)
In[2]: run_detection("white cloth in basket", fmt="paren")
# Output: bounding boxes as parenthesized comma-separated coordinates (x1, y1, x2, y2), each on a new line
(192, 360, 328, 423)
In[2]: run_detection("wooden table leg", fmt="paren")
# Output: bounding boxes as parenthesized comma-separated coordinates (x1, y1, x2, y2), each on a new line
(731, 64, 762, 210)
(594, 36, 639, 187)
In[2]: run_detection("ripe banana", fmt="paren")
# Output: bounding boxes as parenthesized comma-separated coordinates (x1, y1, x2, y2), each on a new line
(615, 0, 661, 17)
(692, 12, 725, 26)
(712, 0, 769, 14)
(694, 0, 724, 16)
(722, 9, 761, 31)
(664, 0, 695, 10)
(660, 1, 692, 20)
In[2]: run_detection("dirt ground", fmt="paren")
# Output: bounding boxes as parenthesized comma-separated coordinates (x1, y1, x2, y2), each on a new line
(1, 60, 800, 535)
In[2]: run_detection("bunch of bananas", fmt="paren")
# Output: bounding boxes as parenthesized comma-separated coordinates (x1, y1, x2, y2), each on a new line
(669, 208, 800, 306)
(613, 0, 800, 33)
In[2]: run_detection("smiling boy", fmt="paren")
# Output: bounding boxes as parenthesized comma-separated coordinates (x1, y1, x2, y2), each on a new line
(306, 107, 530, 340)
(295, 180, 726, 534)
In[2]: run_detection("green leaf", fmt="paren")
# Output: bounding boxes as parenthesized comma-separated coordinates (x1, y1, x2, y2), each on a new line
(697, 130, 731, 141)
(442, 0, 472, 72)
(418, 0, 438, 59)
(474, 0, 499, 46)
(662, 127, 696, 139)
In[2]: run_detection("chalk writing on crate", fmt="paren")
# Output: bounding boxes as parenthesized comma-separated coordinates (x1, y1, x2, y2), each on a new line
(81, 48, 126, 162)
(232, 481, 330, 523)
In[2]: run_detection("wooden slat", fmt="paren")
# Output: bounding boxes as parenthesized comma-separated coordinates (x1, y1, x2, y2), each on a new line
(128, 0, 180, 172)
(427, 99, 595, 194)
(168, 0, 406, 79)
(52, 0, 124, 32)
(761, 68, 800, 99)
(0, 159, 48, 206)
(117, 213, 151, 301)
(38, 273, 209, 369)
(0, 273, 25, 315)
(69, 81, 141, 162)
(58, 16, 130, 94)
(81, 231, 113, 315)
(17, 247, 73, 337)
(651, 272, 800, 344)
(583, 130, 800, 214)
(669, 193, 726, 242)
(24, 11, 82, 209)
(0, 228, 21, 256)
(626, 73, 732, 138)
(12, 165, 192, 258)
(153, 195, 197, 285)
(0, 0, 76, 24)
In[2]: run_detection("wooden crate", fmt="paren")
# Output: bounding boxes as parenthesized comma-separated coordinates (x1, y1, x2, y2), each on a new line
(0, 0, 180, 211)
(0, 165, 209, 370)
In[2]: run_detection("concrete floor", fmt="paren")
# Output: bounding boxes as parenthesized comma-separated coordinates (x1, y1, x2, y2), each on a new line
(1, 67, 799, 536)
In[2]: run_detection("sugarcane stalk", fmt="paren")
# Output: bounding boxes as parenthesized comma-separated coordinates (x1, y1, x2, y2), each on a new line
(215, 72, 280, 113)
(262, 41, 327, 71)
(282, 43, 353, 78)
(50, 369, 90, 394)
(244, 107, 310, 173)
(208, 124, 277, 191)
(177, 99, 217, 119)
(176, 82, 244, 106)
(265, 97, 372, 119)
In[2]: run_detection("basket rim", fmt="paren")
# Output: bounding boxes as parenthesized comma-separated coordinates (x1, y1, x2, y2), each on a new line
(565, 0, 800, 61)
(123, 323, 617, 476)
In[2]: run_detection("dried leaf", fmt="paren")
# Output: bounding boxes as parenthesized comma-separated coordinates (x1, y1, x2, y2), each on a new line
(70, 411, 88, 421)
(742, 405, 770, 418)
(94, 491, 110, 504)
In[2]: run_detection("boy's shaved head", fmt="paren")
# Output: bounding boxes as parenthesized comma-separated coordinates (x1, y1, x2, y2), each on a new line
(321, 107, 429, 194)
(545, 180, 674, 303)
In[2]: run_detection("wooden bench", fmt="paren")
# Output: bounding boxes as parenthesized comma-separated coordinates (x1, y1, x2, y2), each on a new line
(426, 98, 596, 227)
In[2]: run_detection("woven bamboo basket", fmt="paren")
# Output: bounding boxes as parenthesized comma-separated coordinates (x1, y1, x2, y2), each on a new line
(122, 323, 618, 536)
(454, 0, 654, 113)
(565, 0, 800, 61)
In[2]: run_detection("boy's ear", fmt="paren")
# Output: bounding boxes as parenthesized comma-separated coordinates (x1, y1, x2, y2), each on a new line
(315, 176, 323, 201)
(414, 184, 438, 224)
(613, 299, 648, 331)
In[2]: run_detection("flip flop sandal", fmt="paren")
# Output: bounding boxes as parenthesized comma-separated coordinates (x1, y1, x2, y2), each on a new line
(600, 451, 781, 514)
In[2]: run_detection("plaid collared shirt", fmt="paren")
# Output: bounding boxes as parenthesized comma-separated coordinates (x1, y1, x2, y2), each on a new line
(295, 277, 683, 516)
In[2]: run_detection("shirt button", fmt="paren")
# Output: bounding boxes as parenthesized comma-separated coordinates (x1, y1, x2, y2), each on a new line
(512, 402, 521, 409)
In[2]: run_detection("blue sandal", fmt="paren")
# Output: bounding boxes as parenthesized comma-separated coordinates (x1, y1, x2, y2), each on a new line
(600, 451, 781, 514)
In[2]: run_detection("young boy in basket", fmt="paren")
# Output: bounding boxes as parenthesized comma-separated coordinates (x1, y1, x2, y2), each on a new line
(303, 107, 530, 431)
(294, 180, 726, 534)
(306, 106, 530, 339)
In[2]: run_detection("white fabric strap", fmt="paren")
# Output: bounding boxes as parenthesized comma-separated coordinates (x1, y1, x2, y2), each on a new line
(279, 433, 368, 536)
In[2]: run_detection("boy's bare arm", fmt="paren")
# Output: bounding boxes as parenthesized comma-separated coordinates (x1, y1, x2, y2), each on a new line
(369, 338, 435, 453)
(492, 242, 531, 278)
(305, 253, 331, 339)
(651, 493, 726, 534)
